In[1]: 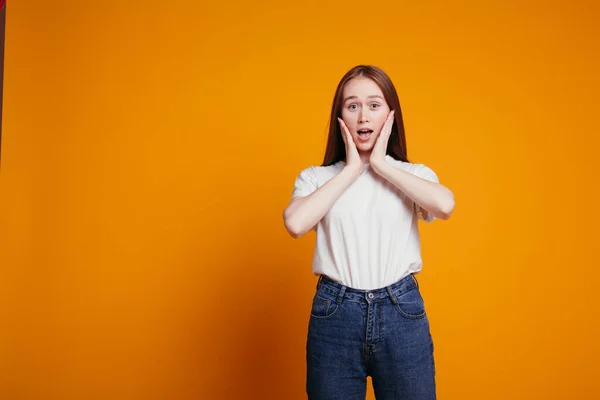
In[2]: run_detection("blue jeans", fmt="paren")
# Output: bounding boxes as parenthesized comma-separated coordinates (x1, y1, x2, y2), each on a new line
(306, 273, 436, 400)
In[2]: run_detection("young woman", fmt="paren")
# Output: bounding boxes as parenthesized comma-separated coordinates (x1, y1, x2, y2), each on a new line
(283, 65, 455, 400)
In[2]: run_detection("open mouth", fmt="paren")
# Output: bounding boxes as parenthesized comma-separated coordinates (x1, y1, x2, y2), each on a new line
(357, 129, 373, 140)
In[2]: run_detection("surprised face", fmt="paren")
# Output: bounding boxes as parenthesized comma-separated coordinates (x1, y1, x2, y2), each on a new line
(340, 77, 391, 154)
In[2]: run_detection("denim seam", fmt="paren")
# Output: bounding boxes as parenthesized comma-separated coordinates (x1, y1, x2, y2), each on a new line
(310, 295, 340, 319)
(392, 282, 418, 299)
(394, 286, 427, 320)
(395, 304, 427, 320)
(318, 281, 418, 303)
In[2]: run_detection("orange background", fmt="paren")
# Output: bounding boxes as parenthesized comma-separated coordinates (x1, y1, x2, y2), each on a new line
(1, 1, 599, 399)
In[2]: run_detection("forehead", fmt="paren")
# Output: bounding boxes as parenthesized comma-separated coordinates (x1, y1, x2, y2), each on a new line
(342, 77, 383, 98)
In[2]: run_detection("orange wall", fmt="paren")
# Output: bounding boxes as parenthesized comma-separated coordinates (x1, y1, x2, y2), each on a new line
(1, 1, 598, 399)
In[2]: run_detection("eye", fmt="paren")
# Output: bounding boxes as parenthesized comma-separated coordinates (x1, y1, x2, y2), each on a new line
(370, 103, 380, 108)
(348, 104, 358, 110)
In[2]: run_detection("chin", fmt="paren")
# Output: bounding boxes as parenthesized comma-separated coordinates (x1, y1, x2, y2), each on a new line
(356, 139, 375, 150)
(357, 144, 375, 153)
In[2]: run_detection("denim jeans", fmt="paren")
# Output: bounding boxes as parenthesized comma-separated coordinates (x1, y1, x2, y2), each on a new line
(306, 273, 436, 400)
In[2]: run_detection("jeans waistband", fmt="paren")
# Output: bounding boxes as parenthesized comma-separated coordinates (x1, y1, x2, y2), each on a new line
(316, 273, 420, 305)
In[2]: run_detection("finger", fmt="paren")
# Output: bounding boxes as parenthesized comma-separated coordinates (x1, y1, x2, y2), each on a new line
(379, 112, 393, 150)
(338, 118, 353, 146)
(345, 129, 355, 149)
(385, 110, 395, 138)
(337, 118, 345, 140)
(339, 118, 350, 136)
(338, 118, 348, 144)
(379, 115, 391, 139)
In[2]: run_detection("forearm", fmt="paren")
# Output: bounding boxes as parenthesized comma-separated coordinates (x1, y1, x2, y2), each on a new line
(372, 161, 455, 219)
(283, 167, 360, 238)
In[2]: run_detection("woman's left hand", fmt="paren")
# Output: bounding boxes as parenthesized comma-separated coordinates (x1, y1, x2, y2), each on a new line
(369, 110, 395, 168)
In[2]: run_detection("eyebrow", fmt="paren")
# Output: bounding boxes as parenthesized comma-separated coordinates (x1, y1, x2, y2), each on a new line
(343, 95, 384, 103)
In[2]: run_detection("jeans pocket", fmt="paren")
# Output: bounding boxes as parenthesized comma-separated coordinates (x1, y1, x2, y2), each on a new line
(395, 286, 427, 320)
(310, 293, 339, 319)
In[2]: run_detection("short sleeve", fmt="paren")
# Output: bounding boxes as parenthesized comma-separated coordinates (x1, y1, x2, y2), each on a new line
(412, 164, 439, 223)
(291, 166, 318, 199)
(412, 164, 439, 184)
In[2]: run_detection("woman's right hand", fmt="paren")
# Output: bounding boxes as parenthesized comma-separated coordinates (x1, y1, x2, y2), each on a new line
(338, 117, 363, 175)
(284, 119, 363, 238)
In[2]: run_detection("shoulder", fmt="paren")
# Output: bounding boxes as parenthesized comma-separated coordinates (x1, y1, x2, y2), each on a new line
(291, 162, 344, 198)
(296, 161, 344, 180)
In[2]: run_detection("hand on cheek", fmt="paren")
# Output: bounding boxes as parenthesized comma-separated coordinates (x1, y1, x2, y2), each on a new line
(370, 110, 395, 166)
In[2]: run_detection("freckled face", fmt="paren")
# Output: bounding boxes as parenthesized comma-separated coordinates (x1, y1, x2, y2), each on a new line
(340, 77, 391, 153)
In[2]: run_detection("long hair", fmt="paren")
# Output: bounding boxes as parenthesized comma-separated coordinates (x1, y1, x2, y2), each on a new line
(322, 65, 410, 166)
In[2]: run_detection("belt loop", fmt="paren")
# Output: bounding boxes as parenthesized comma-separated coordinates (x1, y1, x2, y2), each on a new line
(336, 285, 347, 304)
(385, 285, 399, 305)
(412, 273, 419, 288)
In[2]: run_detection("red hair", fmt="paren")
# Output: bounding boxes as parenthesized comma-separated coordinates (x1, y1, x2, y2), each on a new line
(322, 65, 410, 166)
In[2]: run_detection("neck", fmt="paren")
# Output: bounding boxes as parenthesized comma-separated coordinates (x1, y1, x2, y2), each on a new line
(359, 150, 371, 165)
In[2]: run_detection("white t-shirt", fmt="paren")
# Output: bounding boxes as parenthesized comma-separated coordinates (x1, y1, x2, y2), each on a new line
(291, 155, 439, 290)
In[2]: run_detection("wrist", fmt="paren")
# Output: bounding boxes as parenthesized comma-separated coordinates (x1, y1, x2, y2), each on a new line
(370, 157, 388, 173)
(342, 165, 362, 179)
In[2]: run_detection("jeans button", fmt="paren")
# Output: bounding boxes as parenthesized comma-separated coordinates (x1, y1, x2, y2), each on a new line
(367, 292, 374, 299)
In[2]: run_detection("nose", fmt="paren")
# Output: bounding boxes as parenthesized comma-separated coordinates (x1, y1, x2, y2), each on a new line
(358, 109, 369, 123)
